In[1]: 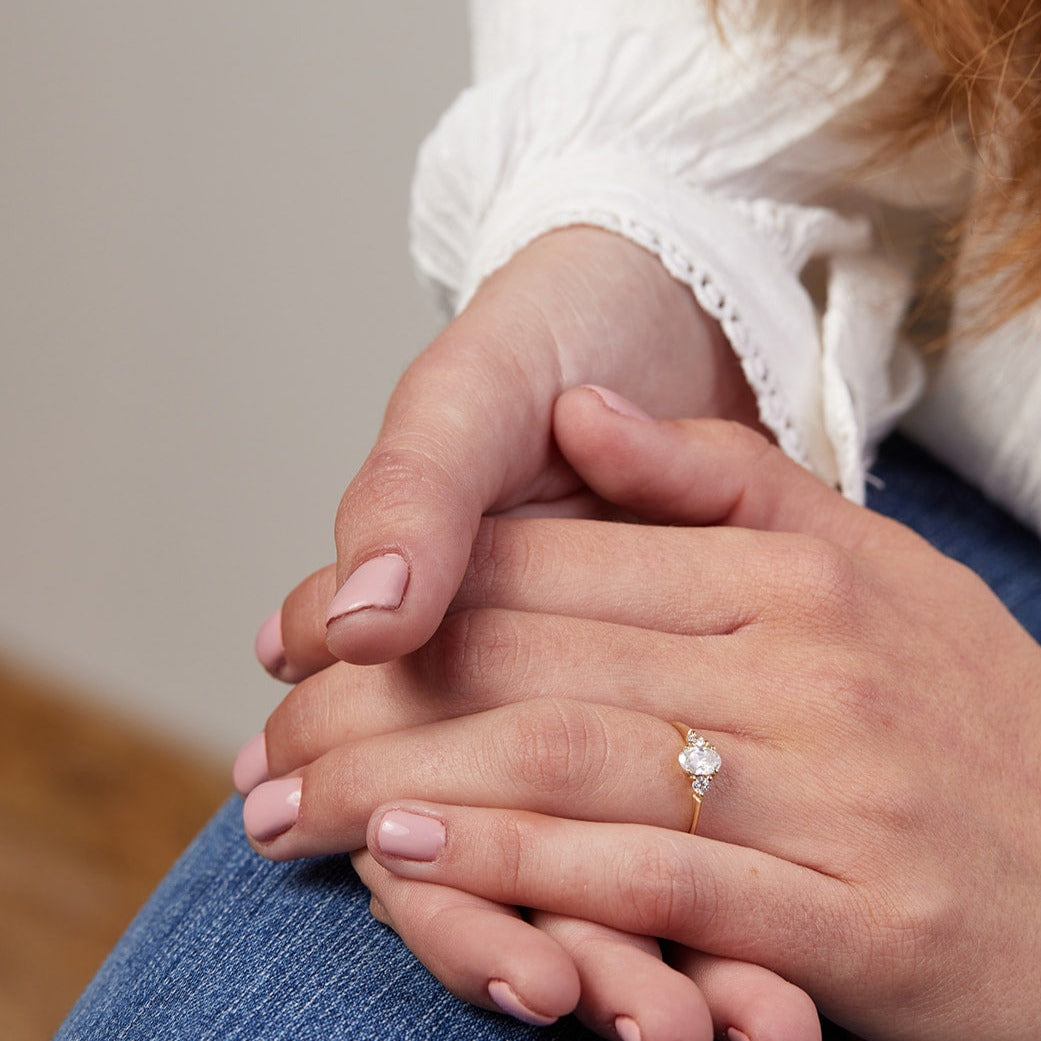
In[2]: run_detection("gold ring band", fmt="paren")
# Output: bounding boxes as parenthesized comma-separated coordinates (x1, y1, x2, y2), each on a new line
(670, 722, 721, 835)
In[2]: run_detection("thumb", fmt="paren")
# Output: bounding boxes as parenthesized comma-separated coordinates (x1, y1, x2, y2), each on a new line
(326, 306, 572, 665)
(327, 221, 746, 665)
(552, 385, 908, 551)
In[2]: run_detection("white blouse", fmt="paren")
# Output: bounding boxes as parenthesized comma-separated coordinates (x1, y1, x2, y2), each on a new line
(409, 0, 1041, 537)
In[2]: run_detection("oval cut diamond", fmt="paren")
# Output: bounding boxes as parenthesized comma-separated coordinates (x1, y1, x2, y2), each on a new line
(679, 745, 721, 777)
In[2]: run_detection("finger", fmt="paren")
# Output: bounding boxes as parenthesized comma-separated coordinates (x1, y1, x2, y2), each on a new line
(243, 701, 703, 859)
(553, 386, 918, 552)
(365, 801, 846, 994)
(358, 827, 718, 1041)
(278, 564, 339, 680)
(253, 566, 341, 684)
(269, 513, 867, 721)
(454, 515, 854, 635)
(351, 849, 580, 1026)
(325, 297, 574, 667)
(669, 948, 822, 1041)
(531, 912, 715, 1041)
(270, 515, 799, 690)
(254, 631, 858, 873)
(262, 611, 786, 778)
(253, 609, 293, 682)
(249, 695, 834, 894)
(262, 485, 624, 682)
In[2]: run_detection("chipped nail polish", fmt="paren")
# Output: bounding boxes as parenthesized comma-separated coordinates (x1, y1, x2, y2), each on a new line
(326, 553, 409, 624)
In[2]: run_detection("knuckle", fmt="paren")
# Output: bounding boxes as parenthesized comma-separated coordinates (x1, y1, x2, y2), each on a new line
(502, 700, 609, 798)
(820, 764, 929, 878)
(620, 840, 702, 937)
(465, 516, 562, 605)
(492, 814, 533, 896)
(901, 878, 959, 954)
(766, 535, 861, 628)
(335, 443, 456, 538)
(801, 637, 904, 739)
(265, 677, 341, 773)
(797, 537, 860, 616)
(704, 419, 783, 508)
(466, 517, 513, 595)
(809, 651, 885, 724)
(852, 870, 957, 1003)
(782, 983, 822, 1034)
(430, 608, 529, 696)
(870, 767, 930, 838)
(465, 515, 544, 603)
(312, 745, 367, 816)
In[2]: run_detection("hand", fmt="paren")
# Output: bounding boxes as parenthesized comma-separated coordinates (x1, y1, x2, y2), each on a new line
(239, 536, 820, 1035)
(342, 393, 1041, 1041)
(255, 226, 760, 677)
(241, 694, 817, 1041)
(244, 228, 774, 1036)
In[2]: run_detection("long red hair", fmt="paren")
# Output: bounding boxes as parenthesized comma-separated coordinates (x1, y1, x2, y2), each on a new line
(899, 0, 1041, 329)
(723, 0, 1041, 332)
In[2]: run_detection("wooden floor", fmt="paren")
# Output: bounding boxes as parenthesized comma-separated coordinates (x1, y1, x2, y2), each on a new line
(0, 658, 229, 1040)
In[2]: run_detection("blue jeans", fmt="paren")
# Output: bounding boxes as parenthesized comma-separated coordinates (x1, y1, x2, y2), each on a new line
(55, 437, 1041, 1040)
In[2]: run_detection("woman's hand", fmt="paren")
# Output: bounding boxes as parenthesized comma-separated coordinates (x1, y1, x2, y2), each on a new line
(250, 391, 1041, 1040)
(238, 657, 817, 1040)
(352, 393, 1041, 1041)
(236, 400, 830, 1039)
(255, 226, 759, 677)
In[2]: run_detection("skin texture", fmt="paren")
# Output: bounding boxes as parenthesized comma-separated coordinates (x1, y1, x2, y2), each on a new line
(248, 396, 1041, 1040)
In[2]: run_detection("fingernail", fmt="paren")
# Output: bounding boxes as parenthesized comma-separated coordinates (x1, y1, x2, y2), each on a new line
(254, 610, 286, 675)
(615, 1015, 643, 1041)
(375, 809, 445, 861)
(326, 553, 409, 624)
(243, 777, 301, 841)
(232, 732, 269, 795)
(583, 384, 652, 421)
(487, 979, 558, 1027)
(727, 1030, 752, 1041)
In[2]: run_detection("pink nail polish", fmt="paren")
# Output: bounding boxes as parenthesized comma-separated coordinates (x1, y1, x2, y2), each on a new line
(243, 777, 301, 841)
(254, 610, 286, 675)
(583, 385, 652, 421)
(326, 553, 409, 624)
(232, 732, 269, 795)
(615, 1015, 643, 1041)
(375, 810, 445, 861)
(487, 979, 557, 1027)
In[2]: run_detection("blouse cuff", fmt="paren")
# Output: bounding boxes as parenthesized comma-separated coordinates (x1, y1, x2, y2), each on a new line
(423, 152, 852, 490)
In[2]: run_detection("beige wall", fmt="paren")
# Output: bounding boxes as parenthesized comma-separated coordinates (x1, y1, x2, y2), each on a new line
(0, 3, 469, 758)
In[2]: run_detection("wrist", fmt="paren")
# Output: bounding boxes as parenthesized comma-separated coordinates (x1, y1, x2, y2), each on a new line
(477, 226, 765, 433)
